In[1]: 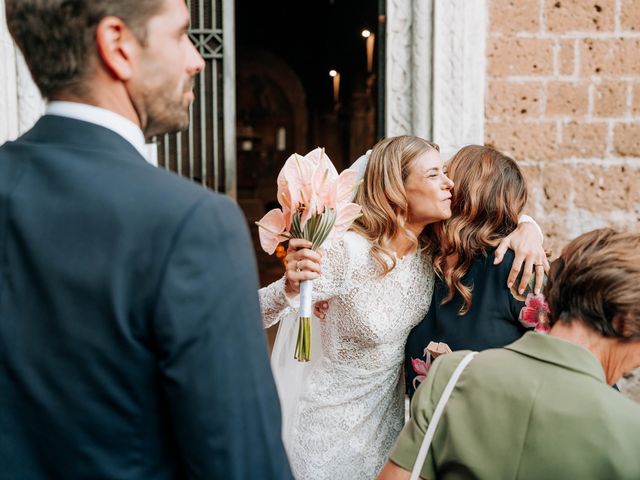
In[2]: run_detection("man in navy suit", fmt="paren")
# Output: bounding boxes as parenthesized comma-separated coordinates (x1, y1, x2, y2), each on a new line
(1, 0, 292, 478)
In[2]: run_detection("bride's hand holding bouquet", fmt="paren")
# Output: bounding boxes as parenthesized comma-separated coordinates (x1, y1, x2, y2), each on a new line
(283, 239, 322, 294)
(256, 147, 362, 362)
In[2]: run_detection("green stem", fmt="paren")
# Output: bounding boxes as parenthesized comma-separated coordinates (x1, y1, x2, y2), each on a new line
(308, 318, 312, 361)
(295, 316, 312, 362)
(294, 317, 303, 360)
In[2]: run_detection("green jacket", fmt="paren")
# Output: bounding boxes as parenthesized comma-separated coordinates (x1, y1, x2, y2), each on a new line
(390, 332, 640, 479)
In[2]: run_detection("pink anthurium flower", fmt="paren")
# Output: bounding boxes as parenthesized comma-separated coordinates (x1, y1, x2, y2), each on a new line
(279, 153, 314, 211)
(300, 194, 322, 231)
(314, 168, 337, 210)
(304, 147, 335, 171)
(276, 169, 294, 232)
(331, 203, 362, 237)
(292, 154, 317, 208)
(256, 208, 289, 255)
(276, 169, 292, 211)
(311, 148, 339, 209)
(335, 169, 362, 207)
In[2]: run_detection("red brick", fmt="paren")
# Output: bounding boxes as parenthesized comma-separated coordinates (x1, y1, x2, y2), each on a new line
(581, 38, 640, 76)
(485, 121, 558, 160)
(545, 0, 615, 33)
(490, 0, 541, 34)
(546, 82, 589, 116)
(621, 0, 640, 31)
(488, 38, 554, 76)
(558, 40, 576, 76)
(486, 81, 544, 118)
(560, 122, 608, 157)
(614, 123, 640, 156)
(593, 81, 628, 117)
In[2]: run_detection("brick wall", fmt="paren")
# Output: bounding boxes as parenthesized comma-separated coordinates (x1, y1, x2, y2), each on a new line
(486, 0, 640, 255)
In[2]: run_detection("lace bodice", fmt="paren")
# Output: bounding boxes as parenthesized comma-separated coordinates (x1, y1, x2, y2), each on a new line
(259, 232, 435, 479)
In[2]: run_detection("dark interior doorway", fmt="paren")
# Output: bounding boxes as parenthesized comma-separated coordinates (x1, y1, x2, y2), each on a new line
(235, 0, 380, 288)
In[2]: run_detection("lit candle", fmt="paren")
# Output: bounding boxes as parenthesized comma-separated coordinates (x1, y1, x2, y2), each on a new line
(276, 127, 286, 151)
(329, 69, 340, 103)
(361, 30, 375, 74)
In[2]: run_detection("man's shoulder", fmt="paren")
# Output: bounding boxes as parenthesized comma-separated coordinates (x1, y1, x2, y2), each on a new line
(1, 130, 239, 231)
(136, 168, 243, 234)
(137, 163, 212, 203)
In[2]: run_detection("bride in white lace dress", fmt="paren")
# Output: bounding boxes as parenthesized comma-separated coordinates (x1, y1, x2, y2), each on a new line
(259, 136, 453, 479)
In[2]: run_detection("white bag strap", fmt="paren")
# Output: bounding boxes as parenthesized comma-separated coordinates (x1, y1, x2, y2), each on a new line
(409, 351, 477, 480)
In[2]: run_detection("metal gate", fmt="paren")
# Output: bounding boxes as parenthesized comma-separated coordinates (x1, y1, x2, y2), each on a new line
(154, 0, 236, 198)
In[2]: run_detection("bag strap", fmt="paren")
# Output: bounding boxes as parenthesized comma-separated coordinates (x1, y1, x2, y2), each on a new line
(409, 351, 478, 480)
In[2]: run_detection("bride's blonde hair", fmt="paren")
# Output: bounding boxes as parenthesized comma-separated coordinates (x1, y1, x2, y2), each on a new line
(351, 135, 440, 276)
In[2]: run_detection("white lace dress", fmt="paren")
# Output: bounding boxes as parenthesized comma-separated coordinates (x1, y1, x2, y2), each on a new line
(259, 231, 435, 479)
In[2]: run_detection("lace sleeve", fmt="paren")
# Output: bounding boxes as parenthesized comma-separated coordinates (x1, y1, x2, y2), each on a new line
(259, 277, 293, 329)
(258, 237, 353, 328)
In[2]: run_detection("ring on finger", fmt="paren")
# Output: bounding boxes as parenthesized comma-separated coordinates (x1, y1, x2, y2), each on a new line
(295, 260, 301, 272)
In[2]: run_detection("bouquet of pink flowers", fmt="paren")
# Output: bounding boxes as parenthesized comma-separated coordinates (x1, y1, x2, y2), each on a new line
(256, 147, 362, 362)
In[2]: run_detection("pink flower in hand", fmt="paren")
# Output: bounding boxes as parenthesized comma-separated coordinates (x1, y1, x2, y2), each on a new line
(327, 168, 362, 239)
(256, 208, 289, 255)
(331, 203, 362, 238)
(275, 175, 293, 229)
(335, 169, 361, 207)
(279, 153, 316, 211)
(311, 148, 339, 209)
(411, 356, 432, 389)
(519, 293, 551, 334)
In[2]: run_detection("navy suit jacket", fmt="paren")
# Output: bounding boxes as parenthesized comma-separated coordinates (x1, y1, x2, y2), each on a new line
(0, 116, 292, 479)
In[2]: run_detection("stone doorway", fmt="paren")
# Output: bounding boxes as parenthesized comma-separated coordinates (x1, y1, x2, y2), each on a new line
(235, 0, 381, 288)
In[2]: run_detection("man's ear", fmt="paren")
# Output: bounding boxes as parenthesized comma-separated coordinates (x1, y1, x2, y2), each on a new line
(95, 16, 139, 81)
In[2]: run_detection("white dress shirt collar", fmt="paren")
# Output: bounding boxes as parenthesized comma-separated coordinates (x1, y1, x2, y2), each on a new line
(45, 101, 157, 166)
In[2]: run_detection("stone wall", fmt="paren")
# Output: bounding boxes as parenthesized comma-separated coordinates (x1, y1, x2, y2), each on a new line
(486, 0, 640, 254)
(486, 0, 639, 402)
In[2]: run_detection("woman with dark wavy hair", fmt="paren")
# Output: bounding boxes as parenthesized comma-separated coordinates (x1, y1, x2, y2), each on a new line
(405, 145, 535, 396)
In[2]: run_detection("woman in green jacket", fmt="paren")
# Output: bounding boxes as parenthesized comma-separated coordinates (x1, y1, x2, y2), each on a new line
(380, 228, 640, 480)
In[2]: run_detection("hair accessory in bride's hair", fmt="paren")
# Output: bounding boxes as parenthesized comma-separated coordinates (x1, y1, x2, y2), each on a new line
(346, 149, 371, 202)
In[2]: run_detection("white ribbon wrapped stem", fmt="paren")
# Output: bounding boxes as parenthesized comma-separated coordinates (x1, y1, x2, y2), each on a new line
(299, 279, 313, 318)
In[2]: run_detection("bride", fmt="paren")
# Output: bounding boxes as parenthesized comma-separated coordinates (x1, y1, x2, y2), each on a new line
(259, 135, 541, 479)
(260, 135, 446, 479)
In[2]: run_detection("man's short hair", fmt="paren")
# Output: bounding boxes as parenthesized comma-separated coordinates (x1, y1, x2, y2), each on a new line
(5, 0, 164, 99)
(545, 228, 640, 339)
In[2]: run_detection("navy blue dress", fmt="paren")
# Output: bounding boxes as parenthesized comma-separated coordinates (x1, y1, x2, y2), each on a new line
(405, 247, 527, 397)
